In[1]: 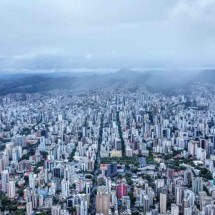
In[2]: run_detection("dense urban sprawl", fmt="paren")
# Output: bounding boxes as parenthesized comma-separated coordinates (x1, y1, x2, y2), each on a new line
(0, 83, 214, 215)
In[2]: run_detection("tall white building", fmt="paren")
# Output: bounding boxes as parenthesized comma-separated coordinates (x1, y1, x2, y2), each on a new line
(1, 170, 9, 193)
(39, 136, 46, 151)
(61, 179, 70, 198)
(80, 198, 88, 215)
(51, 205, 61, 215)
(7, 180, 16, 199)
(26, 202, 33, 215)
(171, 204, 179, 215)
(29, 173, 35, 190)
(39, 194, 43, 207)
(192, 177, 203, 195)
(160, 192, 167, 214)
(184, 207, 192, 215)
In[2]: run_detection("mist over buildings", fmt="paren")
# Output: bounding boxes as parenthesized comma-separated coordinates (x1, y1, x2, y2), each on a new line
(0, 0, 215, 72)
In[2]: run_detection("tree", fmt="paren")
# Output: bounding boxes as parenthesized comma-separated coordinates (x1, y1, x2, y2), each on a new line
(39, 212, 47, 215)
(15, 209, 25, 215)
(71, 183, 76, 189)
(118, 174, 123, 179)
(17, 188, 24, 197)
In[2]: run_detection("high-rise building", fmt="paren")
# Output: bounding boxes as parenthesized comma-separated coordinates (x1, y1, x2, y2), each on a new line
(53, 167, 61, 178)
(39, 194, 43, 207)
(61, 179, 70, 198)
(175, 186, 184, 205)
(116, 182, 128, 199)
(96, 186, 110, 215)
(39, 136, 46, 151)
(107, 162, 117, 177)
(211, 205, 215, 215)
(122, 196, 131, 209)
(51, 205, 61, 215)
(147, 187, 155, 206)
(64, 166, 70, 182)
(80, 198, 88, 215)
(171, 204, 179, 215)
(29, 173, 35, 190)
(192, 177, 203, 195)
(1, 170, 9, 193)
(184, 170, 192, 187)
(143, 195, 150, 213)
(184, 207, 192, 215)
(26, 202, 33, 215)
(160, 192, 167, 214)
(85, 181, 91, 195)
(7, 180, 15, 199)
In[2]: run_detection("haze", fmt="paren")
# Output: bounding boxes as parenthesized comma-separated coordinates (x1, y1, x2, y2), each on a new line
(0, 0, 215, 72)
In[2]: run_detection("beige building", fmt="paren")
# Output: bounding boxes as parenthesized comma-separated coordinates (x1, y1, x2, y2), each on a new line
(96, 186, 110, 215)
(110, 149, 122, 157)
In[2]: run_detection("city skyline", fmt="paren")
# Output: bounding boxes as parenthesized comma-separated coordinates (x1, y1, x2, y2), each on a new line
(0, 1, 215, 215)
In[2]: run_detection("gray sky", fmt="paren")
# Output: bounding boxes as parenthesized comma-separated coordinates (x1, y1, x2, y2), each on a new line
(0, 0, 215, 72)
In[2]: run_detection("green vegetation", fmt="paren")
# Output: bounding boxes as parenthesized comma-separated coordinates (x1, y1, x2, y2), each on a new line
(33, 160, 45, 173)
(128, 191, 136, 205)
(203, 185, 211, 196)
(20, 127, 31, 135)
(20, 140, 40, 161)
(68, 207, 77, 213)
(165, 155, 213, 180)
(0, 195, 19, 211)
(17, 188, 24, 197)
(85, 174, 93, 179)
(198, 167, 213, 180)
(146, 155, 154, 164)
(21, 153, 30, 160)
(69, 146, 76, 162)
(142, 174, 155, 188)
(125, 172, 133, 186)
(179, 158, 213, 180)
(0, 138, 11, 144)
(15, 209, 25, 215)
(40, 151, 48, 159)
(164, 149, 183, 160)
(100, 156, 139, 167)
(39, 212, 48, 215)
(146, 149, 154, 164)
(71, 183, 76, 189)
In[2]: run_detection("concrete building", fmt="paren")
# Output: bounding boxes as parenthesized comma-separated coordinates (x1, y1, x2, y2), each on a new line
(96, 186, 110, 215)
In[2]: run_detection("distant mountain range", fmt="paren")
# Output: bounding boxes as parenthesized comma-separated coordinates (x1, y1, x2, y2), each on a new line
(0, 69, 213, 95)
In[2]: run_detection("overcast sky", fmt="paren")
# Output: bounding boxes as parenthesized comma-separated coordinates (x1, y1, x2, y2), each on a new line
(0, 0, 215, 72)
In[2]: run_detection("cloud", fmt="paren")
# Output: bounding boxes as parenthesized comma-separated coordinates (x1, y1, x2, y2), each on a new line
(0, 0, 215, 71)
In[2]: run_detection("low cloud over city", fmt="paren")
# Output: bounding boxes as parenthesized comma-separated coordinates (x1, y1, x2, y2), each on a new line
(0, 0, 215, 71)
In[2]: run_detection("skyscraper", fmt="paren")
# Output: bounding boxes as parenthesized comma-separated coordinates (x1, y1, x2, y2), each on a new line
(26, 202, 33, 215)
(1, 170, 9, 193)
(160, 191, 167, 214)
(51, 205, 61, 215)
(61, 179, 70, 198)
(184, 207, 192, 215)
(29, 173, 35, 190)
(39, 136, 46, 151)
(143, 195, 150, 213)
(7, 180, 15, 199)
(116, 182, 128, 199)
(175, 186, 184, 205)
(192, 177, 203, 195)
(96, 186, 110, 215)
(171, 204, 179, 215)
